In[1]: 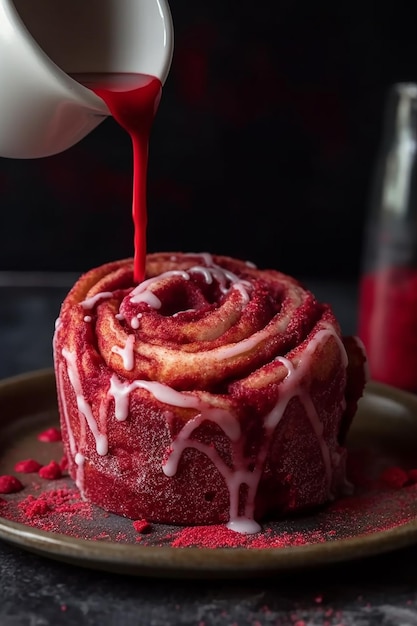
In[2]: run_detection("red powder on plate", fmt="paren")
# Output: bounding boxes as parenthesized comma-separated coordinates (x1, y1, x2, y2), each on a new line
(14, 459, 42, 473)
(37, 427, 62, 442)
(171, 525, 254, 548)
(22, 498, 51, 518)
(0, 475, 24, 494)
(15, 487, 93, 532)
(0, 497, 6, 506)
(39, 461, 62, 480)
(408, 469, 417, 484)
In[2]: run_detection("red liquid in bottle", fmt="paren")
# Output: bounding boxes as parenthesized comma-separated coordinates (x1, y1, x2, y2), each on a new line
(72, 73, 162, 283)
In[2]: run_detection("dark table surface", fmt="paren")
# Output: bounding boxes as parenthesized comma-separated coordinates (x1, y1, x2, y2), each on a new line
(1, 274, 417, 626)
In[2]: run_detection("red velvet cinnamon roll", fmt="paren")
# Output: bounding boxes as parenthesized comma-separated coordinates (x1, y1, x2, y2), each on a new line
(53, 252, 367, 532)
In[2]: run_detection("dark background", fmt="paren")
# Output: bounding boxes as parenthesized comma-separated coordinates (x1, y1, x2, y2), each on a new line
(0, 0, 415, 281)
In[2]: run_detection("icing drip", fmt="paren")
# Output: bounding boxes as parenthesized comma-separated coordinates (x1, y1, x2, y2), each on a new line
(105, 326, 347, 533)
(130, 316, 140, 329)
(62, 348, 108, 456)
(57, 361, 84, 491)
(80, 291, 113, 309)
(214, 332, 267, 359)
(130, 271, 190, 306)
(111, 334, 136, 371)
(128, 259, 252, 313)
(108, 373, 260, 533)
(74, 453, 85, 493)
(109, 375, 204, 421)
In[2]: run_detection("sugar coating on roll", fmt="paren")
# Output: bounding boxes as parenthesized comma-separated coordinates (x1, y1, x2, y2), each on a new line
(53, 252, 367, 533)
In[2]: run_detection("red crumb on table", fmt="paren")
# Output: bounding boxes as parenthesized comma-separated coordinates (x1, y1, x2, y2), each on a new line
(0, 475, 24, 494)
(133, 519, 152, 534)
(380, 466, 409, 488)
(39, 461, 62, 480)
(0, 497, 6, 506)
(37, 427, 62, 442)
(14, 459, 42, 473)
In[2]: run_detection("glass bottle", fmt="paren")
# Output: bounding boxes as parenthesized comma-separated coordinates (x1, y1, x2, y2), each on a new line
(357, 82, 417, 392)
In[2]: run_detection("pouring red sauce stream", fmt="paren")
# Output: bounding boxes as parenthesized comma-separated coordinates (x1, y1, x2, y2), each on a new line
(72, 73, 162, 283)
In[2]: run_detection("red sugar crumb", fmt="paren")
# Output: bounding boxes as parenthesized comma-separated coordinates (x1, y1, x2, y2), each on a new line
(37, 427, 62, 442)
(21, 498, 51, 518)
(0, 475, 24, 494)
(133, 519, 152, 534)
(18, 488, 92, 523)
(380, 466, 408, 488)
(14, 459, 42, 473)
(38, 461, 62, 480)
(0, 497, 6, 506)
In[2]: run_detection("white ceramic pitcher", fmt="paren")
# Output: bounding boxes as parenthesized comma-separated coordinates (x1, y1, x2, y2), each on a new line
(0, 0, 174, 159)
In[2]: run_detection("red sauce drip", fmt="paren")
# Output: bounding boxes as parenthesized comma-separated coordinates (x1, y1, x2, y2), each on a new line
(72, 73, 162, 283)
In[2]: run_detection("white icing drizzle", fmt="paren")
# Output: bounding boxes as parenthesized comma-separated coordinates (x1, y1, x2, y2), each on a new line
(57, 356, 85, 492)
(74, 452, 85, 492)
(130, 271, 190, 305)
(111, 334, 136, 371)
(80, 291, 113, 310)
(105, 325, 347, 534)
(108, 375, 203, 421)
(185, 251, 213, 267)
(214, 332, 266, 359)
(188, 265, 215, 283)
(130, 316, 140, 329)
(62, 348, 108, 456)
(232, 281, 251, 304)
(128, 259, 252, 313)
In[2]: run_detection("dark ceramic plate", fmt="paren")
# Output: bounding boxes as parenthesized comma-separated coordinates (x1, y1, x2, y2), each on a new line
(1, 369, 417, 579)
